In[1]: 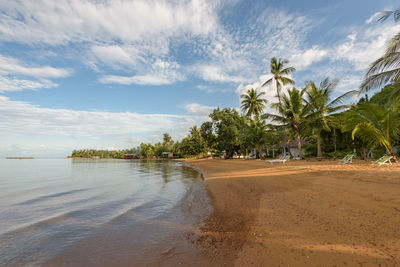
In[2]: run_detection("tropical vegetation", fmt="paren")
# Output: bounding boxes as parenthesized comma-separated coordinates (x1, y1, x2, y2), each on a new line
(70, 9, 400, 161)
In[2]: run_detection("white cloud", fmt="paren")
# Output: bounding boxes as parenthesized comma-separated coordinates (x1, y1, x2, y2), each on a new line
(0, 1, 320, 87)
(0, 0, 218, 45)
(0, 54, 70, 92)
(99, 59, 184, 85)
(194, 64, 249, 83)
(0, 55, 70, 78)
(0, 0, 221, 85)
(290, 46, 327, 70)
(335, 75, 362, 93)
(0, 76, 57, 93)
(184, 103, 215, 115)
(333, 24, 400, 71)
(183, 7, 313, 86)
(0, 96, 204, 136)
(366, 12, 381, 24)
(90, 45, 142, 70)
(100, 74, 177, 86)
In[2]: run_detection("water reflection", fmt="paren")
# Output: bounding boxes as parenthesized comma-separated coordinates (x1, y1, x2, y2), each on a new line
(0, 159, 208, 266)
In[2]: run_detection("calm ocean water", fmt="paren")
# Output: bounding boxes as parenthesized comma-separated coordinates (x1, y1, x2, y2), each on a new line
(0, 159, 211, 266)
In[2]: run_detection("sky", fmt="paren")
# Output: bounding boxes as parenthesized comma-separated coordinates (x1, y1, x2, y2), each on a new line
(0, 0, 399, 157)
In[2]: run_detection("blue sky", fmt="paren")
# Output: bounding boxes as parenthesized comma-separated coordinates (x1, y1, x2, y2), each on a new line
(0, 0, 399, 157)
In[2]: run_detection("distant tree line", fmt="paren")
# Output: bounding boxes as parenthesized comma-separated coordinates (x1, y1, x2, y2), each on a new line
(71, 9, 400, 161)
(71, 148, 140, 159)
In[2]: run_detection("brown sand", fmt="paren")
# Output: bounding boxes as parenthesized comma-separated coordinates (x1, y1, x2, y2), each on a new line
(187, 158, 400, 266)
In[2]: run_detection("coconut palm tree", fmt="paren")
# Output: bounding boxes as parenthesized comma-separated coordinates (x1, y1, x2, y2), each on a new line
(265, 87, 309, 159)
(262, 57, 296, 100)
(360, 9, 400, 99)
(343, 102, 400, 156)
(304, 78, 356, 157)
(247, 119, 269, 159)
(240, 88, 267, 119)
(360, 34, 400, 95)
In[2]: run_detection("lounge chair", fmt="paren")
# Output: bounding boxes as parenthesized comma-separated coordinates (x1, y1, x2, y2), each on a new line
(338, 154, 354, 164)
(267, 155, 290, 163)
(371, 155, 393, 166)
(266, 154, 283, 163)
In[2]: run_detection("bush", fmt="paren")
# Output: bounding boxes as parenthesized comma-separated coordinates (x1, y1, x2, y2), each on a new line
(371, 148, 386, 159)
(326, 151, 350, 159)
(305, 144, 317, 157)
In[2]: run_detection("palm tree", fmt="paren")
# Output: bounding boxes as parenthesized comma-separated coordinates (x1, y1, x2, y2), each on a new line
(240, 88, 267, 119)
(304, 78, 355, 157)
(247, 119, 269, 159)
(360, 9, 400, 98)
(262, 57, 296, 100)
(343, 102, 400, 156)
(265, 87, 309, 159)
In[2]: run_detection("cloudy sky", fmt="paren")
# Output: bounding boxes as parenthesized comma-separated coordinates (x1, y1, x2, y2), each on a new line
(0, 0, 399, 157)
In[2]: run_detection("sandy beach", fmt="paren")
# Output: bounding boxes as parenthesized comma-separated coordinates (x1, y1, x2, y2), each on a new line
(187, 158, 400, 266)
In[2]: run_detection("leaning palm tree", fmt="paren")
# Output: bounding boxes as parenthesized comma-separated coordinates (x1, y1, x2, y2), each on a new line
(343, 102, 400, 156)
(360, 9, 400, 98)
(304, 78, 356, 157)
(360, 34, 400, 95)
(265, 87, 309, 159)
(240, 88, 267, 119)
(262, 57, 296, 100)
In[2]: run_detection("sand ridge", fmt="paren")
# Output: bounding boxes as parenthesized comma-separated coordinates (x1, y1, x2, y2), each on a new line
(187, 158, 400, 266)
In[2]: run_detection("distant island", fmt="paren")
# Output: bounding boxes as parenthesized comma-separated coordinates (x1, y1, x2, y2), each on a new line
(6, 157, 34, 159)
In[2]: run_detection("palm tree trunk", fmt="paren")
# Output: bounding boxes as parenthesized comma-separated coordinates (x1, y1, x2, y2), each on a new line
(276, 79, 281, 100)
(333, 129, 337, 152)
(257, 147, 263, 160)
(362, 147, 367, 160)
(317, 129, 322, 157)
(296, 132, 304, 159)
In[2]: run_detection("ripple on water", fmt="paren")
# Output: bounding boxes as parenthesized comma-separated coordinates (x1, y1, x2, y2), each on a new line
(0, 159, 211, 266)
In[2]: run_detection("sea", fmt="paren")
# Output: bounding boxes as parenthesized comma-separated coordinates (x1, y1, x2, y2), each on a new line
(0, 158, 211, 266)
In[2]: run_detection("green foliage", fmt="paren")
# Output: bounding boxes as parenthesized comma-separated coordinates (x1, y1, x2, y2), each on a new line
(71, 147, 140, 159)
(369, 84, 397, 106)
(246, 119, 269, 159)
(151, 133, 176, 157)
(262, 57, 296, 99)
(266, 87, 309, 158)
(304, 77, 355, 157)
(178, 126, 208, 158)
(343, 102, 400, 155)
(200, 121, 217, 152)
(240, 88, 267, 119)
(209, 108, 248, 159)
(140, 143, 155, 158)
(360, 32, 400, 94)
(326, 150, 351, 159)
(70, 49, 400, 161)
(304, 144, 317, 157)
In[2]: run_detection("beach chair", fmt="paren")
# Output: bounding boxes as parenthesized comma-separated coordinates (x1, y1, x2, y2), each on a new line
(267, 155, 290, 164)
(371, 155, 393, 166)
(266, 154, 283, 163)
(338, 154, 354, 164)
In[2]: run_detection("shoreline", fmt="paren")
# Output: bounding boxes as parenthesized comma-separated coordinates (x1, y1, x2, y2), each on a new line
(43, 160, 214, 267)
(186, 158, 400, 266)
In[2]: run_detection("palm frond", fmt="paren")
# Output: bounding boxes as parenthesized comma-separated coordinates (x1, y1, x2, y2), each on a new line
(280, 67, 296, 75)
(280, 76, 295, 85)
(385, 33, 400, 55)
(329, 90, 358, 106)
(261, 77, 273, 87)
(360, 68, 400, 92)
(377, 11, 393, 22)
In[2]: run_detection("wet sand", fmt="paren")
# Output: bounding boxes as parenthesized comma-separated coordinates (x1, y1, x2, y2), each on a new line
(188, 158, 400, 266)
